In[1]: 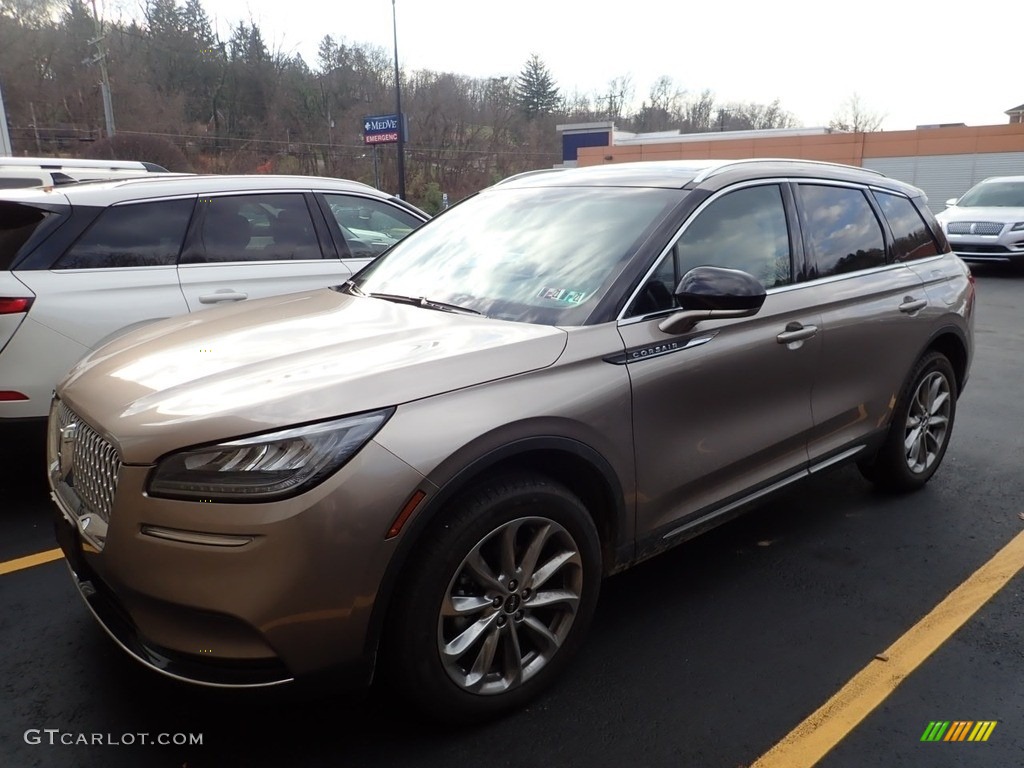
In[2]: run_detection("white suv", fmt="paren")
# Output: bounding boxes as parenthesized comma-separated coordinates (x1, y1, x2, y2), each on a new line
(935, 176, 1024, 268)
(0, 174, 427, 425)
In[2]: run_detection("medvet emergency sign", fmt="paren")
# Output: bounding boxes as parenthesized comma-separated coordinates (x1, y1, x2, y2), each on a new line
(363, 114, 404, 145)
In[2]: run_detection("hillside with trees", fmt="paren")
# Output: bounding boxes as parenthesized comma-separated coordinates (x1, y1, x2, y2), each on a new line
(0, 0, 799, 210)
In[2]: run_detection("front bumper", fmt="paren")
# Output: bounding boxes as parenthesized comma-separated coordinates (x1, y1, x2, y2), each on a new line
(946, 232, 1024, 263)
(49, 429, 427, 689)
(54, 509, 293, 687)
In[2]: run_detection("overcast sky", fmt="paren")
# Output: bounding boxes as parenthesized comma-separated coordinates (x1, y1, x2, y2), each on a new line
(110, 0, 1020, 131)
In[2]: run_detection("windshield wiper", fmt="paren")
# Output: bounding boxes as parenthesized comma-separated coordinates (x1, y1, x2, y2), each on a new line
(339, 280, 367, 297)
(365, 291, 485, 317)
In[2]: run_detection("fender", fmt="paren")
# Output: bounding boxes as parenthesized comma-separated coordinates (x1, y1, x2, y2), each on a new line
(362, 435, 631, 665)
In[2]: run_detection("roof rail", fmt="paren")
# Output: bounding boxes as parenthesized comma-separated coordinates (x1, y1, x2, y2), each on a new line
(692, 158, 885, 184)
(492, 167, 566, 186)
(0, 156, 167, 171)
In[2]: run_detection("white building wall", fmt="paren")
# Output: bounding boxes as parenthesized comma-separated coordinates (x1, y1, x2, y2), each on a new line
(864, 153, 1024, 212)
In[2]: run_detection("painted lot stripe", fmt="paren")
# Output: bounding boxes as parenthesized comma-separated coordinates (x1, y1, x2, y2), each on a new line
(0, 548, 64, 576)
(752, 526, 1024, 768)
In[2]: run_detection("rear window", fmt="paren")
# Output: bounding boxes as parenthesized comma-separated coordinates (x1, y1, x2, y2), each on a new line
(55, 198, 194, 269)
(874, 191, 940, 262)
(798, 184, 885, 278)
(0, 202, 57, 270)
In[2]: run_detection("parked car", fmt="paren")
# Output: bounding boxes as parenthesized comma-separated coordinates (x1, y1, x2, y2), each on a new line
(48, 159, 974, 721)
(935, 175, 1024, 268)
(0, 156, 171, 189)
(0, 174, 428, 426)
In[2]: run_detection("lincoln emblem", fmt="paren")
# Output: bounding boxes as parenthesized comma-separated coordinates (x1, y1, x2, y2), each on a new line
(58, 422, 78, 481)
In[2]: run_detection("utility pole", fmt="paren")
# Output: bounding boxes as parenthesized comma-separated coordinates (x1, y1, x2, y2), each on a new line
(0, 82, 13, 155)
(29, 102, 42, 155)
(89, 0, 115, 138)
(391, 0, 405, 199)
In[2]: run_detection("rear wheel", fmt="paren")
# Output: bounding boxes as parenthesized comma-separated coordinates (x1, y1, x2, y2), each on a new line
(385, 472, 601, 721)
(859, 351, 957, 492)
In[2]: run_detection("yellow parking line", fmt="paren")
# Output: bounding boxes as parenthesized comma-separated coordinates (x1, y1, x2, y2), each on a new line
(0, 548, 64, 576)
(752, 527, 1024, 768)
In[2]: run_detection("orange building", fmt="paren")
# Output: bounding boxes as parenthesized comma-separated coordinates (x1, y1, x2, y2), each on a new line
(558, 108, 1024, 212)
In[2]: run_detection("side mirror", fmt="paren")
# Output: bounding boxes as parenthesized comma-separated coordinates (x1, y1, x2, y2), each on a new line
(658, 266, 766, 335)
(945, 198, 958, 208)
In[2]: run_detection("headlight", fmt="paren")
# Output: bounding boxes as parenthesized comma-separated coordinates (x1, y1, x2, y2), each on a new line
(1011, 222, 1024, 232)
(148, 409, 394, 502)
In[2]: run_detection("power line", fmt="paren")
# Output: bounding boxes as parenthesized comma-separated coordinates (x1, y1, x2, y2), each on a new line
(108, 129, 559, 159)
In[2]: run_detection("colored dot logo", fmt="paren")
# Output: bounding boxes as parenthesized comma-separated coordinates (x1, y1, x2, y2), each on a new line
(921, 721, 997, 742)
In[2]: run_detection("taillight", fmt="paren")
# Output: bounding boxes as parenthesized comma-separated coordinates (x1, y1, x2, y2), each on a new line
(0, 297, 34, 314)
(0, 391, 29, 401)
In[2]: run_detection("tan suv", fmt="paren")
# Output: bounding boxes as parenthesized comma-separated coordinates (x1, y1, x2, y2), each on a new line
(49, 159, 975, 720)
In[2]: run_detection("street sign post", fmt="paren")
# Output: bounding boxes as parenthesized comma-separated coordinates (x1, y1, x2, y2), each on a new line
(0, 82, 13, 156)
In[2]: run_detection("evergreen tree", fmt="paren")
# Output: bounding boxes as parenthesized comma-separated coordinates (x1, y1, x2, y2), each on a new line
(513, 53, 560, 118)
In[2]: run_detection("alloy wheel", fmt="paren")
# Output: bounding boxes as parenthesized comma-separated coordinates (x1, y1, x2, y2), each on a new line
(437, 516, 583, 695)
(903, 370, 952, 474)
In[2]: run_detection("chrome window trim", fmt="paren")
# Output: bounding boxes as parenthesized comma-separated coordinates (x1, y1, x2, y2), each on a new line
(108, 194, 199, 206)
(176, 258, 330, 267)
(617, 177, 796, 324)
(617, 177, 951, 328)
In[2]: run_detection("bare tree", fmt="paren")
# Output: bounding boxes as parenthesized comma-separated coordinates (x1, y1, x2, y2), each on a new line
(0, 0, 59, 27)
(633, 75, 683, 132)
(829, 93, 885, 132)
(601, 75, 634, 121)
(718, 99, 798, 131)
(679, 89, 717, 133)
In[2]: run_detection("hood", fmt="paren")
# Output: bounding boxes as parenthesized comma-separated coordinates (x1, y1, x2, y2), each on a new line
(59, 289, 567, 463)
(937, 205, 1024, 222)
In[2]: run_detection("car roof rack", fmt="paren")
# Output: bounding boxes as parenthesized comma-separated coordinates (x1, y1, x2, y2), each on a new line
(492, 167, 567, 186)
(692, 158, 886, 183)
(0, 156, 168, 172)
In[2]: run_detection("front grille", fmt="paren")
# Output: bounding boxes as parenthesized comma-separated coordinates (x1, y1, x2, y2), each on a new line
(946, 221, 1004, 236)
(952, 244, 1010, 254)
(55, 401, 120, 523)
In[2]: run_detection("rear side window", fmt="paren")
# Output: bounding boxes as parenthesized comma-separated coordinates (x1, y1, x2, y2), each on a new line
(0, 203, 57, 270)
(798, 184, 885, 278)
(55, 199, 194, 269)
(184, 194, 322, 263)
(873, 191, 940, 262)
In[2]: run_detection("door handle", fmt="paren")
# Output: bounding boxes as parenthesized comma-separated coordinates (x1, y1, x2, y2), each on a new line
(198, 291, 248, 304)
(899, 297, 927, 314)
(776, 322, 819, 344)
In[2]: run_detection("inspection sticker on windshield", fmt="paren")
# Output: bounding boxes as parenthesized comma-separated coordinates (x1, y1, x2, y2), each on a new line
(539, 287, 587, 304)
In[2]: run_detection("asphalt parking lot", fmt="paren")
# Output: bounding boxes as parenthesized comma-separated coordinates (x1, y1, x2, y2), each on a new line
(1, 266, 1021, 768)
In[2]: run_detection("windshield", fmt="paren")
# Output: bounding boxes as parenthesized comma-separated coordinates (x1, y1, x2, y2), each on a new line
(352, 186, 679, 325)
(957, 180, 1024, 207)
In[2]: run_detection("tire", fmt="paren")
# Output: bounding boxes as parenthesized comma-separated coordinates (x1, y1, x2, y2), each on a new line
(858, 351, 957, 493)
(384, 472, 602, 722)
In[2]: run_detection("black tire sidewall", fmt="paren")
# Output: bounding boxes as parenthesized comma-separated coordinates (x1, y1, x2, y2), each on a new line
(872, 352, 958, 492)
(385, 473, 602, 721)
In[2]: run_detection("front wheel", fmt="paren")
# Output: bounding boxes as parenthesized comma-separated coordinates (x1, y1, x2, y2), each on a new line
(384, 473, 602, 721)
(859, 351, 957, 492)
